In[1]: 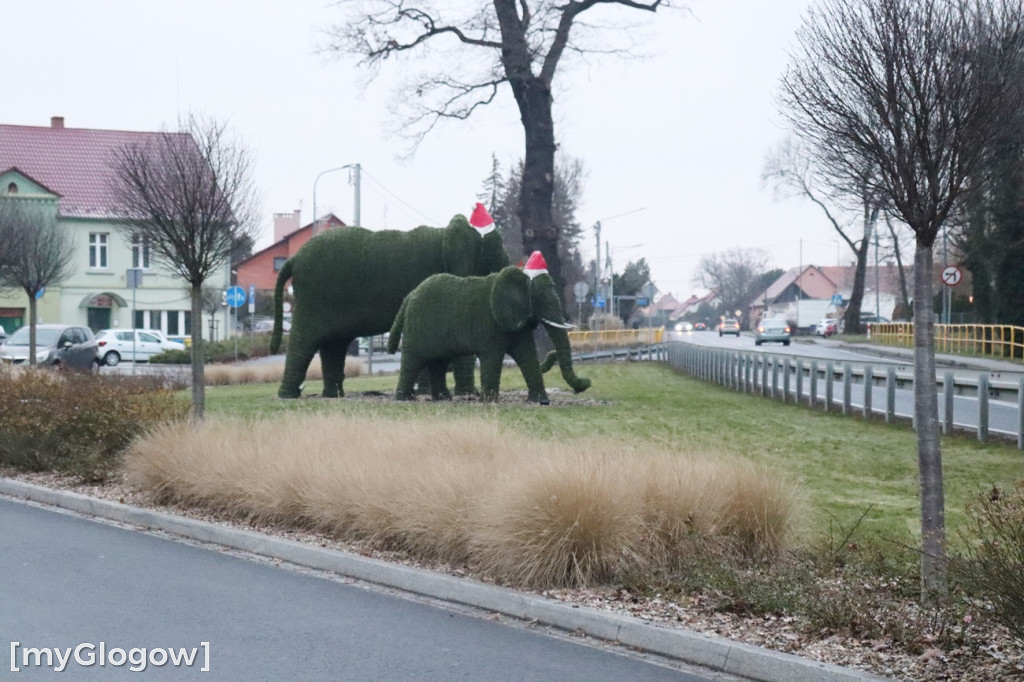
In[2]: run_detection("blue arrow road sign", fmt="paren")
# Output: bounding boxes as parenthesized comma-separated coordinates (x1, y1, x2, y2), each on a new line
(225, 286, 247, 308)
(595, 295, 606, 309)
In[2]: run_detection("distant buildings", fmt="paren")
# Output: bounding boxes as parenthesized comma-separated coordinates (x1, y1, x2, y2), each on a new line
(0, 117, 231, 338)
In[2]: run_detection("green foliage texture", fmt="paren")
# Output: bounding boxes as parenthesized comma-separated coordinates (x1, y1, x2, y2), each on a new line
(271, 214, 509, 399)
(389, 267, 590, 403)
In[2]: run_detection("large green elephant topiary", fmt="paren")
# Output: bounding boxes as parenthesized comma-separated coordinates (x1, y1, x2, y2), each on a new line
(271, 211, 509, 398)
(387, 255, 591, 404)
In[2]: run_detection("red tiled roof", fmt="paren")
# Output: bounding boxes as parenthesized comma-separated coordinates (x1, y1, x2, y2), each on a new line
(0, 122, 186, 219)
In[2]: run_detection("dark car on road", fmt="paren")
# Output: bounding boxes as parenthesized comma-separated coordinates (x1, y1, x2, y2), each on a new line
(718, 318, 741, 337)
(0, 324, 101, 370)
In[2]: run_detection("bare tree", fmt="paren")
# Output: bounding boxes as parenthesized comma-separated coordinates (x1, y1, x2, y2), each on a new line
(110, 115, 260, 419)
(0, 197, 74, 365)
(323, 0, 668, 295)
(762, 138, 882, 334)
(692, 247, 773, 323)
(779, 0, 1024, 600)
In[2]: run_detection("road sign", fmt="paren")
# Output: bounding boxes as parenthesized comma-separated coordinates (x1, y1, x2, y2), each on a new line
(830, 293, 843, 306)
(942, 265, 963, 287)
(248, 285, 256, 314)
(573, 281, 589, 299)
(225, 286, 247, 308)
(34, 287, 45, 300)
(595, 295, 606, 309)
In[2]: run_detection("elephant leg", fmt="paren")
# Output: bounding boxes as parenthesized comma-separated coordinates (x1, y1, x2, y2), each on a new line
(451, 356, 478, 396)
(319, 338, 351, 398)
(396, 353, 427, 401)
(278, 333, 320, 399)
(477, 353, 505, 402)
(509, 337, 549, 405)
(414, 368, 432, 395)
(426, 361, 452, 400)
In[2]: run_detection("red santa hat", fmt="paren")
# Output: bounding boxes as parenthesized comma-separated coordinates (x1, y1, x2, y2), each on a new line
(469, 202, 496, 236)
(523, 251, 548, 279)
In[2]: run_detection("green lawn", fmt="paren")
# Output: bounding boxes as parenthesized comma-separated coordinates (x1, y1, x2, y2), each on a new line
(204, 361, 1023, 545)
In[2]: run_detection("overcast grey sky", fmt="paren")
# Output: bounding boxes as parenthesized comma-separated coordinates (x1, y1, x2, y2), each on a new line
(2, 0, 851, 301)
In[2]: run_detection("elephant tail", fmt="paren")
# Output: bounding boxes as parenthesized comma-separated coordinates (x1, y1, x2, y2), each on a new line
(387, 296, 407, 354)
(269, 259, 293, 354)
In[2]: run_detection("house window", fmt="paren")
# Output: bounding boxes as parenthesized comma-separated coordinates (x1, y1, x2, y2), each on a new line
(6, 182, 16, 194)
(273, 257, 287, 272)
(132, 234, 151, 269)
(89, 233, 108, 268)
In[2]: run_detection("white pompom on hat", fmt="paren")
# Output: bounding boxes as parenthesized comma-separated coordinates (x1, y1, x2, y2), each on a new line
(469, 202, 496, 236)
(523, 250, 548, 279)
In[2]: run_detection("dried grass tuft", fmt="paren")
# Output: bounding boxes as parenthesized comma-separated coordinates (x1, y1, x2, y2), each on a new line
(124, 413, 799, 588)
(203, 356, 362, 386)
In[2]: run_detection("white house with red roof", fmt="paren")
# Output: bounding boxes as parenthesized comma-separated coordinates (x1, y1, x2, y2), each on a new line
(0, 117, 231, 339)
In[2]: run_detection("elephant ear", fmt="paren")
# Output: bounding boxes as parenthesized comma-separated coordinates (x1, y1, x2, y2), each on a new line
(490, 267, 533, 332)
(441, 214, 478, 276)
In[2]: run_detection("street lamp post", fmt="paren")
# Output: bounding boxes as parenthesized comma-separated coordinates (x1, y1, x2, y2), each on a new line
(312, 163, 361, 234)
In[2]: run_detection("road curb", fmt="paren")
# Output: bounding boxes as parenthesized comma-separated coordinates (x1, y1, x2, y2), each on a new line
(1, 477, 885, 682)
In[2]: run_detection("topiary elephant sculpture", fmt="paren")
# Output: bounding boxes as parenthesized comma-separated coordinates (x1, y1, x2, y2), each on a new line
(388, 253, 591, 404)
(271, 207, 509, 399)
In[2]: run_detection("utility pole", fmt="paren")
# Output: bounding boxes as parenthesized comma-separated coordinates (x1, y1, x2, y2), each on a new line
(593, 221, 601, 327)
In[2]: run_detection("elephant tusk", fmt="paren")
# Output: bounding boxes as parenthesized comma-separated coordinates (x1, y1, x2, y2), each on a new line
(542, 318, 576, 329)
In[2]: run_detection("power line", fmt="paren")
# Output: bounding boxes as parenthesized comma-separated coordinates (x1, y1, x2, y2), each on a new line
(359, 169, 438, 225)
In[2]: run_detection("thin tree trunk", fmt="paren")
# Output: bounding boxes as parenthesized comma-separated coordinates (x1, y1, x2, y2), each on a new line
(190, 283, 205, 420)
(886, 216, 912, 318)
(844, 206, 877, 334)
(912, 241, 946, 602)
(28, 294, 37, 367)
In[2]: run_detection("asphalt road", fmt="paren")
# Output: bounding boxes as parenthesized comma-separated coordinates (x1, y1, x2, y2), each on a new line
(1, 497, 720, 681)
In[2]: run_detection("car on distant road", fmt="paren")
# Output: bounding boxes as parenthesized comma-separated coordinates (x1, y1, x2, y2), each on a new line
(693, 322, 708, 331)
(674, 321, 694, 332)
(718, 318, 741, 337)
(754, 319, 791, 346)
(95, 329, 186, 366)
(0, 323, 100, 370)
(860, 313, 890, 325)
(251, 318, 291, 334)
(815, 318, 838, 337)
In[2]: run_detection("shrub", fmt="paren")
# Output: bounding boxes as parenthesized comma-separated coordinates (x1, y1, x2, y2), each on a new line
(953, 482, 1024, 643)
(0, 366, 189, 481)
(150, 334, 291, 365)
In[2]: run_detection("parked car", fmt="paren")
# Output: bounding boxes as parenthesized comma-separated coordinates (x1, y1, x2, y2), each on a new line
(754, 319, 791, 346)
(815, 318, 838, 337)
(251, 318, 291, 334)
(693, 322, 708, 331)
(0, 323, 6, 342)
(859, 313, 891, 325)
(95, 328, 186, 366)
(0, 323, 100, 369)
(718, 318, 741, 337)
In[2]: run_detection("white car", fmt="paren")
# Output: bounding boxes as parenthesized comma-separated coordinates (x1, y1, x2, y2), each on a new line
(95, 329, 186, 366)
(814, 318, 838, 337)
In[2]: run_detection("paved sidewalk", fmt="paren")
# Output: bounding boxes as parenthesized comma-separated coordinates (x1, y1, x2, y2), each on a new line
(0, 478, 885, 682)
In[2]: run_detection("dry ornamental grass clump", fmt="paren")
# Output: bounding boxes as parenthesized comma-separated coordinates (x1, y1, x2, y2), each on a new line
(124, 413, 799, 588)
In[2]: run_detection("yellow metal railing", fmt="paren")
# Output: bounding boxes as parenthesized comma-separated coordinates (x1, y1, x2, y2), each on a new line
(568, 327, 665, 348)
(870, 322, 1024, 359)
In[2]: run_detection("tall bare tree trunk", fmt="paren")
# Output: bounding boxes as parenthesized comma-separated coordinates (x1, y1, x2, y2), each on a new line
(190, 283, 205, 419)
(913, 241, 945, 600)
(28, 294, 37, 367)
(516, 81, 561, 288)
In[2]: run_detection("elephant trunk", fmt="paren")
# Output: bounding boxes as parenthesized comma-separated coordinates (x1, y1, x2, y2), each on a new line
(543, 323, 591, 394)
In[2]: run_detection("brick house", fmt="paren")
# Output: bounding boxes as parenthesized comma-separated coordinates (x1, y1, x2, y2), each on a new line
(0, 117, 231, 339)
(235, 211, 346, 292)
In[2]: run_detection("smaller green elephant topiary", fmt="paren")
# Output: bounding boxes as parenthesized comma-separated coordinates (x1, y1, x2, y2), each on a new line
(388, 253, 590, 404)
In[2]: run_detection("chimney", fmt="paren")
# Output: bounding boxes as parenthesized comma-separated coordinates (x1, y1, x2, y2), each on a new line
(50, 116, 65, 129)
(273, 209, 302, 242)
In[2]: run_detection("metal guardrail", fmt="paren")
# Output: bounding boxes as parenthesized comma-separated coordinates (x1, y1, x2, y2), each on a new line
(871, 322, 1024, 360)
(664, 341, 1024, 449)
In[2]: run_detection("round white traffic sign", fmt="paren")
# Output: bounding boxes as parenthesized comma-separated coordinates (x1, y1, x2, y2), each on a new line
(941, 265, 963, 287)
